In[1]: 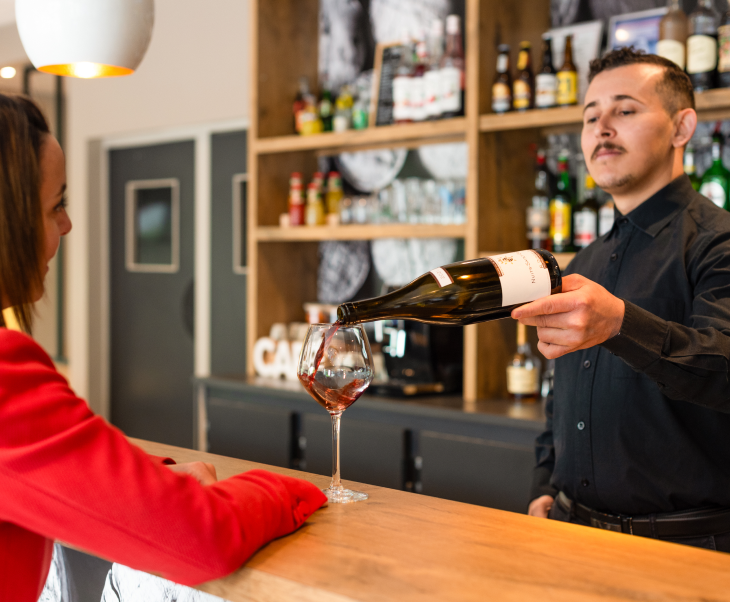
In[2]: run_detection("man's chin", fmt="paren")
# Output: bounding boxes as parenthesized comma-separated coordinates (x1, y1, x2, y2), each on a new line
(593, 172, 634, 193)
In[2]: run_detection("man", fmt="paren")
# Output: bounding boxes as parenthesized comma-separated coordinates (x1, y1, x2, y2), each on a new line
(515, 47, 730, 551)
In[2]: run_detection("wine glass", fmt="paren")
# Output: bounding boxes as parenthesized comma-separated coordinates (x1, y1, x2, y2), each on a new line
(297, 324, 374, 503)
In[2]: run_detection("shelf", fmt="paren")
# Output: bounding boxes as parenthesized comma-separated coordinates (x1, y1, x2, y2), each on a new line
(479, 88, 730, 134)
(253, 118, 467, 155)
(481, 251, 575, 271)
(256, 223, 468, 242)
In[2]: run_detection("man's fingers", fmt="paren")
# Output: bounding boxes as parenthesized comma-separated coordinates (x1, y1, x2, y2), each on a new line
(517, 312, 573, 330)
(512, 293, 576, 319)
(560, 273, 589, 292)
(537, 340, 571, 359)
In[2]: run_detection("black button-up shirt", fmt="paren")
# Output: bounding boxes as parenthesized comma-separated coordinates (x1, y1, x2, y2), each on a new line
(532, 175, 730, 515)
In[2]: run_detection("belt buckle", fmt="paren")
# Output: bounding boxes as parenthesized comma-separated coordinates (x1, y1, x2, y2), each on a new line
(590, 514, 622, 532)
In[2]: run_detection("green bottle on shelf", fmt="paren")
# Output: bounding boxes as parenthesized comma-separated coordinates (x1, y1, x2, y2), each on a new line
(699, 124, 730, 210)
(684, 143, 701, 191)
(549, 152, 574, 252)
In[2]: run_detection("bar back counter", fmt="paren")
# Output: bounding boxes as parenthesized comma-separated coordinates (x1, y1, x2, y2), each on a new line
(196, 376, 546, 513)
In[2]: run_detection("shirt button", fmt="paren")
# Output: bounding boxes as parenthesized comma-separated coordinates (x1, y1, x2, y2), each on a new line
(577, 421, 585, 430)
(583, 360, 591, 369)
(581, 479, 590, 487)
(610, 253, 618, 262)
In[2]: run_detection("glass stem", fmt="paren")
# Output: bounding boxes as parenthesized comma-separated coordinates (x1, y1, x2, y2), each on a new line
(330, 412, 342, 491)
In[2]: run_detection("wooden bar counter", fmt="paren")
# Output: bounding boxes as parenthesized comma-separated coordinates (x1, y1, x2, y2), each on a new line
(135, 439, 730, 602)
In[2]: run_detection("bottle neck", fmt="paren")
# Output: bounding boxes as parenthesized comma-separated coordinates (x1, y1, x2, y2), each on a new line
(713, 140, 723, 163)
(667, 0, 681, 10)
(698, 0, 713, 8)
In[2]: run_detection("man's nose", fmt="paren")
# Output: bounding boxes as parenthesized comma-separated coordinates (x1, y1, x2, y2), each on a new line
(595, 114, 615, 138)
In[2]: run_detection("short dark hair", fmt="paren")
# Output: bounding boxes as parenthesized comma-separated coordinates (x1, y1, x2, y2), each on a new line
(588, 46, 695, 115)
(0, 94, 51, 332)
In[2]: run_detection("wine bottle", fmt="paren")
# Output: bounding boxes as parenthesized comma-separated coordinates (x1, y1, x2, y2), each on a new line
(337, 249, 562, 326)
(658, 0, 688, 70)
(687, 0, 719, 92)
(507, 322, 541, 403)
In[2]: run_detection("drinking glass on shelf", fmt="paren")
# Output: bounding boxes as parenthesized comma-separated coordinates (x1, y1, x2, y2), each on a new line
(297, 324, 374, 503)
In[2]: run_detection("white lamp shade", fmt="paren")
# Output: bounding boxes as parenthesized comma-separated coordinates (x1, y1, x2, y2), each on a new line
(15, 0, 154, 78)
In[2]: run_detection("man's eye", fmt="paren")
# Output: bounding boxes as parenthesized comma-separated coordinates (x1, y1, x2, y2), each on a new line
(585, 116, 597, 124)
(619, 110, 634, 116)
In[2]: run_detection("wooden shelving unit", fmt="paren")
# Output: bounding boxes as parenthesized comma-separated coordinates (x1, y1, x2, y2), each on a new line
(257, 223, 468, 242)
(247, 0, 730, 402)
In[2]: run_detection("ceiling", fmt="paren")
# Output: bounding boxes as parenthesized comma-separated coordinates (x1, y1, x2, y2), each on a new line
(0, 0, 14, 27)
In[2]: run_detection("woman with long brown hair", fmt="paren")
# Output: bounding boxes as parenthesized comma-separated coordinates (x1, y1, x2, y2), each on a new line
(0, 94, 327, 601)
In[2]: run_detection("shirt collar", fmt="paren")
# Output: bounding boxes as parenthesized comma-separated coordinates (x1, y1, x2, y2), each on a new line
(607, 175, 694, 240)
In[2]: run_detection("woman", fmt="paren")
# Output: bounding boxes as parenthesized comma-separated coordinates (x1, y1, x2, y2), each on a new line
(0, 94, 327, 601)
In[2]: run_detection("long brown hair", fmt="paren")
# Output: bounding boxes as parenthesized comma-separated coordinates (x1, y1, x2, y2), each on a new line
(0, 94, 50, 332)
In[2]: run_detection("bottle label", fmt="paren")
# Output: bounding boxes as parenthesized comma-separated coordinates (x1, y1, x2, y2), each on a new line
(550, 199, 572, 244)
(507, 366, 539, 395)
(497, 54, 508, 73)
(687, 35, 718, 74)
(410, 76, 426, 121)
(392, 76, 412, 121)
(492, 82, 511, 113)
(513, 80, 532, 110)
(599, 206, 615, 236)
(430, 267, 454, 288)
(556, 71, 577, 105)
(424, 70, 442, 117)
(574, 210, 597, 248)
(721, 26, 730, 73)
(440, 67, 462, 113)
(657, 39, 686, 70)
(700, 181, 727, 208)
(535, 74, 557, 108)
(487, 250, 551, 307)
(517, 51, 528, 71)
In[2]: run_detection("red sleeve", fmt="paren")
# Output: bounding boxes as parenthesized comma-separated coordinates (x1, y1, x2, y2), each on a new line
(0, 330, 326, 585)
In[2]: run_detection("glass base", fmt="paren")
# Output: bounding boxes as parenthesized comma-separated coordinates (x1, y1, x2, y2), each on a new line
(323, 486, 368, 504)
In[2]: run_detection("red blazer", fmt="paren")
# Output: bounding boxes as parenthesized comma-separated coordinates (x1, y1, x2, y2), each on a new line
(0, 329, 326, 601)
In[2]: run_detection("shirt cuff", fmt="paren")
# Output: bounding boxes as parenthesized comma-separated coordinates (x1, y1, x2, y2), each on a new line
(600, 299, 669, 372)
(530, 465, 558, 503)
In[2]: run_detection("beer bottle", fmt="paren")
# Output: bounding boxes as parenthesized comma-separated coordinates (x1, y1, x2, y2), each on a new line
(556, 35, 578, 107)
(658, 0, 688, 69)
(535, 38, 558, 109)
(492, 45, 512, 114)
(513, 42, 534, 111)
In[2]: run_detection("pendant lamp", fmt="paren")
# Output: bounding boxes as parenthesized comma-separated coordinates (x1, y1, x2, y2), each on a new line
(15, 0, 154, 78)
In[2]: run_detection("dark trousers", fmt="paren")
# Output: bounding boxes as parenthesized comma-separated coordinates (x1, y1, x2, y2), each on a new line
(548, 497, 730, 553)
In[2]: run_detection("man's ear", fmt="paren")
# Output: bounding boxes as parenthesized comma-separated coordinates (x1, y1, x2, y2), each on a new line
(673, 108, 697, 148)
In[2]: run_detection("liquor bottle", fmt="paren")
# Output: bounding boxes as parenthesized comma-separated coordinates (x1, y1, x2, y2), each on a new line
(393, 30, 414, 124)
(305, 181, 326, 226)
(535, 37, 558, 109)
(573, 174, 599, 250)
(336, 249, 562, 326)
(658, 0, 688, 70)
(318, 84, 334, 133)
(549, 152, 574, 252)
(492, 45, 512, 114)
(440, 15, 465, 118)
(333, 85, 354, 132)
(513, 41, 534, 111)
(719, 3, 730, 87)
(351, 81, 370, 130)
(411, 37, 429, 122)
(556, 35, 578, 106)
(699, 123, 730, 209)
(687, 0, 719, 91)
(507, 323, 541, 403)
(288, 172, 304, 226)
(526, 149, 550, 249)
(326, 171, 344, 215)
(598, 197, 615, 237)
(684, 143, 701, 190)
(424, 19, 445, 120)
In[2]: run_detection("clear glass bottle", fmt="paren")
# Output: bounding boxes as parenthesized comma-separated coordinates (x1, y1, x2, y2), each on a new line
(526, 149, 550, 249)
(424, 19, 445, 120)
(440, 15, 465, 118)
(687, 0, 719, 91)
(393, 30, 415, 124)
(507, 322, 541, 403)
(658, 0, 689, 69)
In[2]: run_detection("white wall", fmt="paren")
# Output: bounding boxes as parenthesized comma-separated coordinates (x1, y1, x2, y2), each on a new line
(0, 0, 251, 409)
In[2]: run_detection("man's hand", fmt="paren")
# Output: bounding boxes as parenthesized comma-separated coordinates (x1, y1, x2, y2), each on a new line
(511, 274, 625, 360)
(528, 495, 554, 518)
(167, 462, 218, 486)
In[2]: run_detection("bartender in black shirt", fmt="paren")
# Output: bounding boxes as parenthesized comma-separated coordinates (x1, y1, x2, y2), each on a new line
(515, 47, 730, 552)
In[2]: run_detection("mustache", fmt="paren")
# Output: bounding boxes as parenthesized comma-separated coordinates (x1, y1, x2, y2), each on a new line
(592, 142, 626, 160)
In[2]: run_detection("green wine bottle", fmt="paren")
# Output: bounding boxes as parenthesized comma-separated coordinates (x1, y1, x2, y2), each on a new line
(699, 125, 730, 209)
(337, 249, 562, 326)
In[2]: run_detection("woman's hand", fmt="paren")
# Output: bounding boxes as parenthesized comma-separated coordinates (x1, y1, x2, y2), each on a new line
(167, 462, 218, 486)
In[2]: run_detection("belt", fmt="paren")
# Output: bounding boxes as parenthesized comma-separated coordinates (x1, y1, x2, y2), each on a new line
(556, 491, 730, 539)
